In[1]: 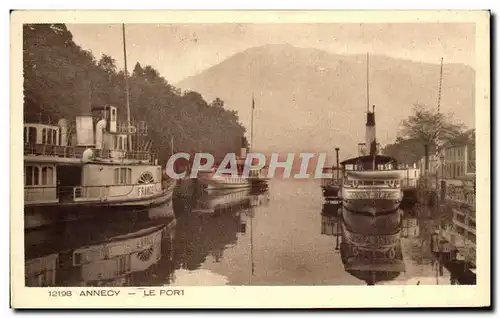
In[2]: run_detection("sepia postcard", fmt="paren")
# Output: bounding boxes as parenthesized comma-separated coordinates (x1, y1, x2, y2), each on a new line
(10, 10, 490, 309)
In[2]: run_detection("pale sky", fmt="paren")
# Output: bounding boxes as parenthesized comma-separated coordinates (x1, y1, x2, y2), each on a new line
(66, 23, 475, 83)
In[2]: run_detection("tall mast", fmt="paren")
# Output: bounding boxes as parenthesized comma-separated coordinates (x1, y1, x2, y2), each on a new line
(433, 57, 444, 174)
(435, 57, 444, 148)
(366, 52, 370, 113)
(122, 24, 132, 151)
(251, 94, 255, 152)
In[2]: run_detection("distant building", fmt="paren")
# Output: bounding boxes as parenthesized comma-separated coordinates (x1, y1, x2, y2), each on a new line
(441, 130, 475, 180)
(416, 154, 439, 175)
(415, 129, 475, 181)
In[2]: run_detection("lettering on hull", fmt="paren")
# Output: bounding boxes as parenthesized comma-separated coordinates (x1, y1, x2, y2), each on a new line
(137, 185, 155, 196)
(345, 191, 400, 200)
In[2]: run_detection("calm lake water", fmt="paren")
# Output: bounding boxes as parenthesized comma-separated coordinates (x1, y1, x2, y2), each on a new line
(25, 178, 456, 287)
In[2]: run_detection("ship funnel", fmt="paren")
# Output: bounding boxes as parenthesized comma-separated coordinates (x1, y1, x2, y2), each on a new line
(365, 105, 377, 156)
(75, 115, 95, 147)
(95, 119, 106, 149)
(58, 118, 69, 146)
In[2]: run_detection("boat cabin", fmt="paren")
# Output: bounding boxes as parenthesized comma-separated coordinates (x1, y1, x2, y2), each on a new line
(24, 106, 161, 206)
(340, 155, 398, 172)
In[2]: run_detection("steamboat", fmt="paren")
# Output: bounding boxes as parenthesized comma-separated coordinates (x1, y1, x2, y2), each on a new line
(23, 25, 173, 229)
(340, 54, 404, 215)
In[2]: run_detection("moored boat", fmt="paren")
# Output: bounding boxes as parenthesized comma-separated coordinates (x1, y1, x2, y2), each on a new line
(340, 68, 404, 215)
(321, 148, 342, 202)
(198, 95, 269, 190)
(23, 25, 173, 229)
(198, 146, 267, 190)
(341, 155, 404, 215)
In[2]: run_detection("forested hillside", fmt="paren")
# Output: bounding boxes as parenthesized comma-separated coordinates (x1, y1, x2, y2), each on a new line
(23, 24, 247, 164)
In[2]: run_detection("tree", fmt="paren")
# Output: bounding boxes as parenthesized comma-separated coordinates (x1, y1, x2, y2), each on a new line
(400, 104, 465, 152)
(98, 54, 117, 75)
(132, 62, 143, 77)
(23, 23, 248, 165)
(210, 97, 224, 108)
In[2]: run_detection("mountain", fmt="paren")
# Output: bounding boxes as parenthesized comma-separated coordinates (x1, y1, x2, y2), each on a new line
(176, 44, 475, 161)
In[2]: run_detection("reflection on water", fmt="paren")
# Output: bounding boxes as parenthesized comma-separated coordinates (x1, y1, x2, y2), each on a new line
(340, 208, 405, 285)
(25, 179, 463, 286)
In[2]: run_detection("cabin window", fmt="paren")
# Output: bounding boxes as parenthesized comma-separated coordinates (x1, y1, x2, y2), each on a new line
(40, 128, 57, 145)
(52, 129, 57, 145)
(25, 165, 40, 186)
(25, 166, 32, 185)
(112, 136, 127, 150)
(41, 166, 54, 185)
(28, 127, 37, 144)
(122, 136, 127, 151)
(114, 167, 132, 184)
(42, 128, 47, 144)
(120, 168, 128, 184)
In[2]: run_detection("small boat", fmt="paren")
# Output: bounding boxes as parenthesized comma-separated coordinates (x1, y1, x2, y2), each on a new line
(197, 158, 252, 190)
(321, 167, 342, 202)
(199, 94, 269, 190)
(321, 148, 342, 202)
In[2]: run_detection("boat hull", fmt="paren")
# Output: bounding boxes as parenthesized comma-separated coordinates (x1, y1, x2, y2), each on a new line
(342, 187, 402, 214)
(24, 188, 174, 230)
(343, 198, 401, 214)
(201, 176, 252, 190)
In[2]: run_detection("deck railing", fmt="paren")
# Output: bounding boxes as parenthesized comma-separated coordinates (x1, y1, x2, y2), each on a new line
(24, 143, 156, 163)
(321, 178, 342, 188)
(24, 144, 85, 158)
